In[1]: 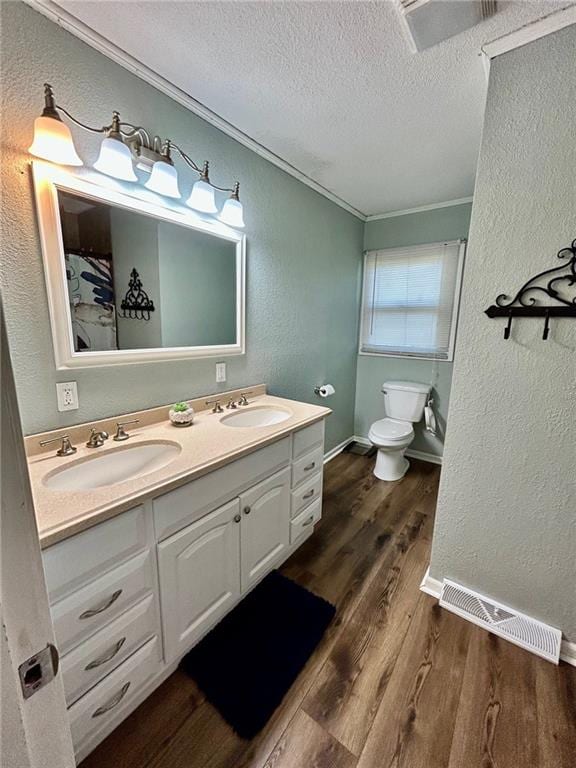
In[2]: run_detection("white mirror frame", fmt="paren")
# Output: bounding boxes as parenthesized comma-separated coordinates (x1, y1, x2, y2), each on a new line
(32, 161, 246, 369)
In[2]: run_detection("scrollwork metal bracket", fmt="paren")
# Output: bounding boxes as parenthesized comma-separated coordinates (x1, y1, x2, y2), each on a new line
(485, 238, 576, 340)
(120, 268, 155, 321)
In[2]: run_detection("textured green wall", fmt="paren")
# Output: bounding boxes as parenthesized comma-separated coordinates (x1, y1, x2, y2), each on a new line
(430, 26, 576, 642)
(355, 203, 472, 456)
(0, 2, 363, 451)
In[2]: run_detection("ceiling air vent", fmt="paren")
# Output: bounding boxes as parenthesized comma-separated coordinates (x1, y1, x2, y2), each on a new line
(398, 0, 499, 51)
(440, 579, 562, 663)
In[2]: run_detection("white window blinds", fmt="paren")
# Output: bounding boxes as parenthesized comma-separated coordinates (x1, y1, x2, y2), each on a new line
(360, 240, 465, 360)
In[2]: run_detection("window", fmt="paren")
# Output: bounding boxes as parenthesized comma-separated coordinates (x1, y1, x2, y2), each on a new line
(359, 240, 466, 361)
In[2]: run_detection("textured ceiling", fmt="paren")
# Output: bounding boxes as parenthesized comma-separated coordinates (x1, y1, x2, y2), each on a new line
(50, 0, 570, 216)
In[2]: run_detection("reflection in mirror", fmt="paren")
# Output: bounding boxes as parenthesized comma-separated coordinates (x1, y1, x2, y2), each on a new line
(57, 190, 238, 353)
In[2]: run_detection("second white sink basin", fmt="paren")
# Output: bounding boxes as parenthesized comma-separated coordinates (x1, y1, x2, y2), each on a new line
(220, 406, 292, 428)
(43, 440, 182, 491)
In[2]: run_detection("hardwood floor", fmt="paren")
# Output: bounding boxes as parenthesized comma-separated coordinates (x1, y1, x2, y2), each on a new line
(80, 453, 576, 768)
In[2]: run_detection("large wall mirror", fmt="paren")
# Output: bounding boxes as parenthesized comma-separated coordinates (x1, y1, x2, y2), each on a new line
(32, 163, 245, 368)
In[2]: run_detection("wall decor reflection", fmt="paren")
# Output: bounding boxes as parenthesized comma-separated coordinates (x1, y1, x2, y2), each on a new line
(65, 251, 117, 351)
(120, 268, 155, 321)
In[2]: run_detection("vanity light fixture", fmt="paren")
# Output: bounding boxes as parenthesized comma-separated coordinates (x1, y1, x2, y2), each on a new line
(93, 112, 138, 182)
(144, 141, 180, 199)
(28, 84, 245, 227)
(185, 161, 218, 213)
(28, 84, 82, 166)
(218, 183, 245, 228)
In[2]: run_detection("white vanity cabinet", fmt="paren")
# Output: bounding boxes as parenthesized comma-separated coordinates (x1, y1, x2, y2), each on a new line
(157, 466, 291, 661)
(239, 466, 291, 591)
(158, 498, 242, 661)
(41, 417, 326, 761)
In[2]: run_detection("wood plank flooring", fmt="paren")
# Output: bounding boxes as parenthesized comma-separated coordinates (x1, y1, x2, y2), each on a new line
(81, 453, 576, 768)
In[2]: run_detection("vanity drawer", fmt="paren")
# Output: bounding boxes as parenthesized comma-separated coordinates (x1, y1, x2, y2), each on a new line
(153, 437, 291, 541)
(61, 593, 158, 706)
(290, 498, 322, 545)
(52, 550, 155, 655)
(291, 472, 323, 519)
(43, 505, 149, 603)
(292, 421, 324, 460)
(291, 446, 324, 488)
(68, 636, 161, 751)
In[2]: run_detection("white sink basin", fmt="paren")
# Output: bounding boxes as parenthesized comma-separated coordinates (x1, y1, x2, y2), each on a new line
(43, 440, 181, 491)
(220, 406, 292, 428)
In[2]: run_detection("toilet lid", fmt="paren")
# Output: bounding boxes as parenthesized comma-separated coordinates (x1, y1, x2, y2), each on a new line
(370, 418, 413, 442)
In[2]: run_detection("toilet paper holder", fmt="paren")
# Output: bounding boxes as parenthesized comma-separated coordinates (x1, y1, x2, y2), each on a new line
(314, 384, 335, 398)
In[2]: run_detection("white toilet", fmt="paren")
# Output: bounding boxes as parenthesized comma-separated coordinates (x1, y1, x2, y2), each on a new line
(368, 380, 432, 481)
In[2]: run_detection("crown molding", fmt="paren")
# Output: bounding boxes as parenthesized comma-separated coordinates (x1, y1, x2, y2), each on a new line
(23, 0, 366, 221)
(366, 196, 473, 221)
(481, 4, 576, 62)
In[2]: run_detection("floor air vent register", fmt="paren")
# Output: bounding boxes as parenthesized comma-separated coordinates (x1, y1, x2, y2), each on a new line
(440, 579, 562, 664)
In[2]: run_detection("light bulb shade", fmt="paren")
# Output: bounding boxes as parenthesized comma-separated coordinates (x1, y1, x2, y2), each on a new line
(93, 137, 137, 182)
(144, 160, 180, 198)
(218, 197, 245, 228)
(28, 115, 83, 166)
(186, 179, 217, 213)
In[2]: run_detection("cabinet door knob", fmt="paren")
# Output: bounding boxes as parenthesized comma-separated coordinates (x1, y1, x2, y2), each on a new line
(243, 506, 251, 515)
(233, 514, 241, 523)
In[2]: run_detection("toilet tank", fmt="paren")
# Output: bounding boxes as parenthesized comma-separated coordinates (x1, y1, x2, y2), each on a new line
(383, 381, 431, 422)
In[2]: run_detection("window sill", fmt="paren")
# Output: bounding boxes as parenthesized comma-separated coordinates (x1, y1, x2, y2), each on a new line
(358, 351, 454, 363)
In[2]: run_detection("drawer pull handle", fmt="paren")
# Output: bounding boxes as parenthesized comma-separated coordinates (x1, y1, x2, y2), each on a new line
(79, 589, 123, 620)
(85, 637, 127, 671)
(303, 490, 315, 500)
(91, 681, 131, 718)
(302, 515, 315, 527)
(304, 462, 316, 471)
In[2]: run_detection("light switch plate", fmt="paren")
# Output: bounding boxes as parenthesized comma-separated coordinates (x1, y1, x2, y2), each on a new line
(216, 362, 226, 383)
(56, 381, 79, 411)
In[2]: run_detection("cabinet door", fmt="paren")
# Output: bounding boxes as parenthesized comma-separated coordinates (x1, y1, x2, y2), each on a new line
(240, 467, 291, 592)
(158, 498, 241, 663)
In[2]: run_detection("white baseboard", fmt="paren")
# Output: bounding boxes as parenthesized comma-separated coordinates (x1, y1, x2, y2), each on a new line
(323, 437, 355, 464)
(560, 640, 576, 668)
(419, 566, 576, 668)
(352, 436, 442, 465)
(419, 566, 443, 598)
(406, 448, 442, 466)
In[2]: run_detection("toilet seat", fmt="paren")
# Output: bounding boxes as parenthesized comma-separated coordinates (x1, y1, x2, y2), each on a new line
(369, 417, 413, 444)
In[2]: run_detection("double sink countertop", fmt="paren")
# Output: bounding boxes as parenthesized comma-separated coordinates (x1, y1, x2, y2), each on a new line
(25, 385, 331, 549)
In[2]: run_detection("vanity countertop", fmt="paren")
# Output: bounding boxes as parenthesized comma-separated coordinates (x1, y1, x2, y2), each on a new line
(27, 392, 331, 549)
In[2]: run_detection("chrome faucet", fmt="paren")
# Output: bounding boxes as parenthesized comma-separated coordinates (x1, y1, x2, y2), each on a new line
(238, 391, 253, 406)
(114, 419, 139, 441)
(39, 434, 77, 457)
(206, 399, 223, 414)
(226, 398, 238, 410)
(86, 428, 109, 448)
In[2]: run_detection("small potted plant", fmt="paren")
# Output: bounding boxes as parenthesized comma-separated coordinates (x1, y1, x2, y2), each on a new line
(169, 401, 195, 427)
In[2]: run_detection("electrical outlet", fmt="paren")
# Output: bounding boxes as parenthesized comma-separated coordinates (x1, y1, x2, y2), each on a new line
(56, 382, 79, 412)
(216, 362, 226, 383)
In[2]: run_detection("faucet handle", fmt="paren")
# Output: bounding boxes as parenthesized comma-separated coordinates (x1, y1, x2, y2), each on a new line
(238, 391, 253, 406)
(86, 428, 109, 448)
(205, 399, 223, 414)
(39, 434, 77, 457)
(114, 419, 139, 442)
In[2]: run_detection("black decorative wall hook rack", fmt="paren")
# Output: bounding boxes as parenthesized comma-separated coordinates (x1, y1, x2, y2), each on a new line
(120, 268, 155, 321)
(485, 238, 576, 340)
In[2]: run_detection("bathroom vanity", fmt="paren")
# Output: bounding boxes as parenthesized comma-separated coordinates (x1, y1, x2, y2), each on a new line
(27, 389, 329, 760)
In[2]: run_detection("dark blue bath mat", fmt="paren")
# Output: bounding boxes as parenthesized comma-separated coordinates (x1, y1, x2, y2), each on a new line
(181, 570, 336, 739)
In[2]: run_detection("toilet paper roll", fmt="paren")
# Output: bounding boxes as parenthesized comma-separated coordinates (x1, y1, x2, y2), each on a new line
(317, 384, 335, 398)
